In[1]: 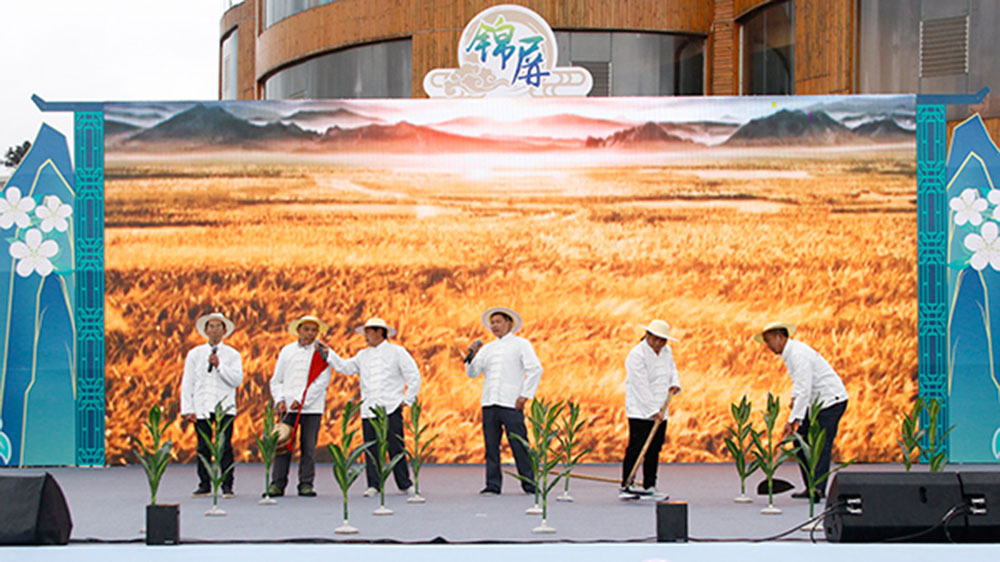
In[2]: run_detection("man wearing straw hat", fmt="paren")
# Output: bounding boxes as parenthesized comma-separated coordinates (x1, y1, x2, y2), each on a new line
(754, 321, 848, 500)
(181, 312, 244, 498)
(327, 317, 421, 498)
(267, 315, 334, 497)
(621, 319, 682, 500)
(465, 306, 542, 495)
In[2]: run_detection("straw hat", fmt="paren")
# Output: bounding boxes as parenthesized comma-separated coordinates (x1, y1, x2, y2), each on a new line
(355, 317, 397, 338)
(753, 321, 797, 344)
(195, 312, 235, 339)
(287, 315, 330, 336)
(481, 306, 522, 334)
(274, 422, 293, 450)
(640, 319, 679, 341)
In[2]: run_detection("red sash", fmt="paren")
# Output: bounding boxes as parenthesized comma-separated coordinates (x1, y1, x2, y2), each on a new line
(286, 348, 329, 452)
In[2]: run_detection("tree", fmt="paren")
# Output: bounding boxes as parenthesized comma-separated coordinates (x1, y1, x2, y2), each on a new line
(3, 141, 31, 168)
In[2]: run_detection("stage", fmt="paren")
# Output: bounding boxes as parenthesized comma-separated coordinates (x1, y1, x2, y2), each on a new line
(3, 463, 999, 560)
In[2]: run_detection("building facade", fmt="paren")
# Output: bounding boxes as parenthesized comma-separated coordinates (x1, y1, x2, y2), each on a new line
(221, 0, 1000, 135)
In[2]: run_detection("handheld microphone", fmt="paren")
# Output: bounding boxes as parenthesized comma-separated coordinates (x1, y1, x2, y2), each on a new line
(464, 339, 483, 363)
(208, 345, 218, 372)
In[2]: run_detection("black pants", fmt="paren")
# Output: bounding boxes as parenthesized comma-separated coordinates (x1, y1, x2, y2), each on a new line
(482, 405, 536, 493)
(795, 400, 847, 493)
(270, 413, 321, 492)
(195, 414, 234, 489)
(621, 417, 666, 489)
(361, 407, 412, 490)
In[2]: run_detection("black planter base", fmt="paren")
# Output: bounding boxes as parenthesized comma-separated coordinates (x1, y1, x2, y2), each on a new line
(145, 504, 179, 545)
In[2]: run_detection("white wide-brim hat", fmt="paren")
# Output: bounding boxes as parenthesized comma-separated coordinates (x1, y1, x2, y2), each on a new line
(481, 307, 522, 334)
(195, 312, 235, 339)
(753, 321, 797, 344)
(288, 315, 330, 336)
(640, 319, 678, 341)
(355, 317, 397, 338)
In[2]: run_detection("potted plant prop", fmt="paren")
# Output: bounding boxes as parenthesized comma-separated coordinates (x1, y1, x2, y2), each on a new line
(327, 400, 373, 534)
(923, 398, 954, 472)
(898, 397, 924, 471)
(519, 399, 564, 515)
(750, 392, 795, 515)
(510, 399, 569, 533)
(369, 405, 406, 515)
(403, 399, 438, 503)
(197, 401, 236, 516)
(255, 400, 281, 505)
(790, 396, 855, 529)
(555, 401, 592, 502)
(723, 395, 760, 503)
(133, 403, 178, 545)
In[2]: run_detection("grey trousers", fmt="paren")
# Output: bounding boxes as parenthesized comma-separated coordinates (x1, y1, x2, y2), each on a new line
(270, 413, 321, 492)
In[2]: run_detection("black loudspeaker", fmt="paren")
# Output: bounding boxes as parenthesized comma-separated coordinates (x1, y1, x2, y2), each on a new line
(0, 472, 73, 545)
(655, 500, 688, 542)
(824, 472, 965, 543)
(955, 471, 1000, 543)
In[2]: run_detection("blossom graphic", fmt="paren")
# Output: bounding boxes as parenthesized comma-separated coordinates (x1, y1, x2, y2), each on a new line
(0, 186, 37, 230)
(9, 228, 59, 278)
(990, 189, 1000, 222)
(0, 420, 10, 465)
(35, 195, 73, 233)
(963, 221, 1000, 271)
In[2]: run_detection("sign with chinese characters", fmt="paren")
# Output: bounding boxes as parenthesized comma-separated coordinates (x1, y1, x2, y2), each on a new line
(423, 4, 592, 98)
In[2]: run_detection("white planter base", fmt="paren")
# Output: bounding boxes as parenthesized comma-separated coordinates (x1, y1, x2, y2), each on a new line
(335, 521, 359, 534)
(800, 520, 823, 533)
(733, 494, 752, 503)
(532, 520, 556, 533)
(525, 504, 543, 515)
(407, 495, 426, 503)
(205, 505, 227, 516)
(556, 492, 574, 502)
(258, 497, 278, 505)
(373, 505, 394, 516)
(760, 505, 782, 515)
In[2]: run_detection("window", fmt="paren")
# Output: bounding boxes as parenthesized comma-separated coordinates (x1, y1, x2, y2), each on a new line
(221, 29, 239, 100)
(264, 0, 337, 29)
(263, 39, 412, 99)
(554, 31, 704, 97)
(740, 0, 794, 95)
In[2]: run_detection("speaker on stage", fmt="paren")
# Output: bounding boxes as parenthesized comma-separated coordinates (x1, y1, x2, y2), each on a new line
(955, 471, 1000, 543)
(824, 472, 964, 543)
(655, 500, 688, 542)
(0, 472, 73, 545)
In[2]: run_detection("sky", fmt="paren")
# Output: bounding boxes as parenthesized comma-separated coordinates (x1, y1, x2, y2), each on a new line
(0, 0, 226, 171)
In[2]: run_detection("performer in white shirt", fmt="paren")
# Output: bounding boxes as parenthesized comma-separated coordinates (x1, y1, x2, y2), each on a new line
(268, 315, 334, 497)
(622, 319, 681, 498)
(465, 307, 542, 495)
(181, 312, 244, 498)
(327, 317, 420, 498)
(755, 321, 849, 500)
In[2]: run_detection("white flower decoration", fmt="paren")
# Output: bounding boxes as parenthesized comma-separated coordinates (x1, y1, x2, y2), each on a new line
(35, 195, 73, 233)
(989, 189, 1000, 222)
(963, 221, 1000, 271)
(0, 186, 36, 230)
(9, 228, 58, 278)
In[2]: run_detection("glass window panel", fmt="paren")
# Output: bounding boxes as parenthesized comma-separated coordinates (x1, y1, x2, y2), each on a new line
(741, 0, 794, 95)
(221, 29, 239, 100)
(264, 39, 412, 99)
(265, 0, 337, 29)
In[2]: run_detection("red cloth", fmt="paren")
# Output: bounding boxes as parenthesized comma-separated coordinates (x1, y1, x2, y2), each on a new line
(286, 348, 329, 451)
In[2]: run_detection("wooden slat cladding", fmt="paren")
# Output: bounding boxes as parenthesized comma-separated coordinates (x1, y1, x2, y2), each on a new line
(920, 16, 968, 77)
(253, 0, 711, 95)
(220, 0, 258, 100)
(794, 0, 854, 94)
(710, 0, 738, 95)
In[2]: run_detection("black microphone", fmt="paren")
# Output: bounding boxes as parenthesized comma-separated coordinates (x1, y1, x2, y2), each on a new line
(464, 339, 482, 363)
(208, 345, 218, 372)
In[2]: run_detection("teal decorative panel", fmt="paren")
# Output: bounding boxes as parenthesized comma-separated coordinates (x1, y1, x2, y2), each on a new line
(74, 111, 105, 466)
(916, 104, 947, 458)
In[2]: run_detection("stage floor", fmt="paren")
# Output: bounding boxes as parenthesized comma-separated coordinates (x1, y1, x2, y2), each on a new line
(3, 463, 999, 561)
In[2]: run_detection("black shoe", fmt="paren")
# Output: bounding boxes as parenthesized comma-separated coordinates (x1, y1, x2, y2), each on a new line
(222, 488, 235, 498)
(298, 486, 317, 497)
(263, 484, 283, 498)
(522, 487, 537, 495)
(791, 489, 825, 500)
(192, 485, 211, 498)
(479, 487, 500, 496)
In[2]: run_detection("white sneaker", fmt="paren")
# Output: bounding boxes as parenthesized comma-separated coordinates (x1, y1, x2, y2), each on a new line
(402, 486, 416, 496)
(641, 487, 668, 500)
(363, 487, 378, 498)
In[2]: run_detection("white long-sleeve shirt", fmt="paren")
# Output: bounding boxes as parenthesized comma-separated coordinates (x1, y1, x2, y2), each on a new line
(782, 339, 849, 423)
(269, 341, 333, 414)
(180, 342, 243, 419)
(624, 340, 681, 419)
(466, 333, 543, 408)
(327, 340, 421, 419)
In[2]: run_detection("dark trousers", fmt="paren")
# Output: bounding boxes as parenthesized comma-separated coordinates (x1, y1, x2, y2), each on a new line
(361, 407, 412, 490)
(482, 405, 536, 493)
(195, 414, 234, 489)
(622, 417, 666, 489)
(795, 400, 847, 493)
(270, 413, 321, 492)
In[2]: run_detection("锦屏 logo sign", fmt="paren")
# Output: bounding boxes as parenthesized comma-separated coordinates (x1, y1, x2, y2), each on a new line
(423, 4, 592, 98)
